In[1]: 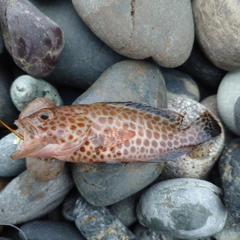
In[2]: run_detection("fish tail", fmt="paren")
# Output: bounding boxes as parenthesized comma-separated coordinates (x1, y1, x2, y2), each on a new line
(186, 111, 222, 145)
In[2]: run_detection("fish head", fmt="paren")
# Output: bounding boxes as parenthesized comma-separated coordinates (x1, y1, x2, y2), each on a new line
(11, 106, 91, 160)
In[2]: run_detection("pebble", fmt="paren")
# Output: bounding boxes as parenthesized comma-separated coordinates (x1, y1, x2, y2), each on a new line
(161, 68, 200, 101)
(219, 138, 240, 218)
(0, 133, 26, 177)
(178, 42, 227, 88)
(161, 98, 224, 180)
(74, 195, 137, 239)
(72, 0, 194, 68)
(62, 193, 79, 222)
(192, 0, 240, 71)
(19, 220, 85, 240)
(0, 0, 64, 77)
(72, 163, 163, 207)
(136, 178, 227, 239)
(0, 166, 74, 224)
(74, 60, 167, 107)
(10, 75, 63, 111)
(29, 0, 125, 89)
(217, 70, 240, 136)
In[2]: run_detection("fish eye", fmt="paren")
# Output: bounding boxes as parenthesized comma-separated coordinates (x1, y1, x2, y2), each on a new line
(38, 111, 51, 121)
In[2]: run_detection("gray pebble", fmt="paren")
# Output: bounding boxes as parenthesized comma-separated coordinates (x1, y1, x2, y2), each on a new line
(72, 163, 163, 207)
(161, 68, 200, 101)
(0, 166, 74, 224)
(161, 98, 224, 180)
(62, 193, 79, 222)
(136, 178, 227, 239)
(217, 70, 240, 136)
(0, 133, 26, 177)
(74, 195, 137, 240)
(10, 75, 63, 111)
(19, 220, 85, 240)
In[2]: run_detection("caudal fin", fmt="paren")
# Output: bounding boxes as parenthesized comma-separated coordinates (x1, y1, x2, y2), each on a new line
(188, 111, 222, 145)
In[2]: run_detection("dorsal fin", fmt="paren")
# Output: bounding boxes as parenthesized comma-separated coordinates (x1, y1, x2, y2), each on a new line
(106, 102, 184, 128)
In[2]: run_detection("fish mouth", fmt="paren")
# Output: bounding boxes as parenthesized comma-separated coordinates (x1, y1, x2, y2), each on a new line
(11, 119, 47, 160)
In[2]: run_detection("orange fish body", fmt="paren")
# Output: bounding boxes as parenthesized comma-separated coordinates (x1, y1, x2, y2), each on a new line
(11, 102, 221, 163)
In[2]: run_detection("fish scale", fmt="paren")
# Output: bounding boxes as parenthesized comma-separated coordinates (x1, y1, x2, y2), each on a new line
(11, 101, 222, 163)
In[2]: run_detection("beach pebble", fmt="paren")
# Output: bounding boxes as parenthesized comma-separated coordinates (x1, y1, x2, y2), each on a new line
(0, 166, 74, 224)
(108, 192, 140, 227)
(72, 0, 194, 68)
(217, 71, 240, 136)
(62, 193, 79, 222)
(74, 195, 137, 240)
(193, 0, 240, 71)
(0, 0, 64, 77)
(0, 133, 26, 177)
(74, 60, 167, 107)
(219, 138, 240, 218)
(161, 98, 224, 180)
(72, 163, 163, 206)
(178, 42, 227, 88)
(19, 220, 85, 240)
(136, 178, 227, 239)
(161, 68, 200, 101)
(10, 75, 63, 111)
(29, 0, 124, 89)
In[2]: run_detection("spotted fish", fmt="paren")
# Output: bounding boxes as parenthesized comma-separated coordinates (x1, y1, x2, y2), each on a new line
(10, 101, 221, 163)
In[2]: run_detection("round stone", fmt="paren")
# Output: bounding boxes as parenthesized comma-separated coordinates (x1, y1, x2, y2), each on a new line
(217, 71, 240, 136)
(192, 0, 240, 71)
(72, 0, 194, 68)
(136, 178, 227, 239)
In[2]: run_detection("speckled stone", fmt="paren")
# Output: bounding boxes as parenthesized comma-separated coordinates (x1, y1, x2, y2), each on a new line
(219, 138, 240, 218)
(72, 0, 194, 68)
(0, 133, 26, 177)
(19, 220, 85, 240)
(161, 68, 200, 101)
(136, 178, 227, 239)
(217, 71, 240, 136)
(62, 193, 79, 222)
(74, 195, 137, 239)
(28, 0, 125, 89)
(192, 0, 240, 71)
(74, 60, 166, 107)
(108, 192, 140, 227)
(0, 166, 74, 224)
(0, 0, 64, 77)
(10, 75, 63, 111)
(161, 98, 224, 180)
(72, 163, 163, 206)
(178, 42, 227, 89)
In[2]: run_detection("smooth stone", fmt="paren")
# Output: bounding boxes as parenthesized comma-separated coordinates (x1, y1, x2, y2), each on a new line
(201, 95, 236, 145)
(178, 42, 227, 88)
(217, 71, 240, 136)
(161, 98, 224, 180)
(0, 166, 74, 224)
(29, 0, 125, 89)
(0, 133, 26, 177)
(19, 220, 85, 240)
(74, 60, 167, 108)
(213, 215, 240, 240)
(26, 157, 65, 181)
(136, 178, 227, 239)
(0, 0, 64, 77)
(62, 193, 79, 222)
(0, 29, 3, 55)
(192, 1, 240, 71)
(72, 163, 163, 206)
(0, 60, 18, 127)
(108, 192, 140, 227)
(219, 138, 240, 218)
(74, 195, 137, 240)
(10, 75, 63, 111)
(161, 68, 200, 101)
(72, 0, 194, 68)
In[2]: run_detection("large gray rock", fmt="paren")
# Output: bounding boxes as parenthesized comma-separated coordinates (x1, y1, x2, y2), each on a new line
(72, 0, 194, 68)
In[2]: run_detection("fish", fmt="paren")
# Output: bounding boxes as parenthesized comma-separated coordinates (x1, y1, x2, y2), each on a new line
(7, 101, 221, 163)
